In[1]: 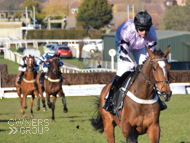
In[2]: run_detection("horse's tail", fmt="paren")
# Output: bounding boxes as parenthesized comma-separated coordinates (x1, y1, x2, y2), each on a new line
(91, 96, 104, 133)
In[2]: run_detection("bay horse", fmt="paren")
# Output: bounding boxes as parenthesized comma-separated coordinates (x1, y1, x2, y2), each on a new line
(36, 55, 68, 122)
(15, 54, 40, 117)
(91, 46, 172, 143)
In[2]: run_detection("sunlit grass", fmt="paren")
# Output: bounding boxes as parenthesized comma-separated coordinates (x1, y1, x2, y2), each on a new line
(0, 95, 189, 143)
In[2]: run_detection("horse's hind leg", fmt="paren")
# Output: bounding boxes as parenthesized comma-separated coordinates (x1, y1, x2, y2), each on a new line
(17, 88, 24, 115)
(30, 94, 35, 117)
(58, 90, 68, 113)
(38, 85, 47, 111)
(51, 95, 57, 122)
(102, 115, 115, 143)
(33, 90, 40, 111)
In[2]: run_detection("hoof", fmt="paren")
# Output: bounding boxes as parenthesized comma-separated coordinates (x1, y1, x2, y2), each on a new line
(20, 111, 25, 115)
(63, 107, 68, 113)
(52, 119, 55, 122)
(30, 114, 34, 117)
(42, 107, 47, 111)
(48, 102, 52, 109)
(36, 106, 40, 111)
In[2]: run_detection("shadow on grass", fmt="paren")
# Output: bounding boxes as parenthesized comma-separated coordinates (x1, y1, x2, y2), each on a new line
(0, 129, 9, 132)
(70, 119, 87, 122)
(0, 120, 10, 122)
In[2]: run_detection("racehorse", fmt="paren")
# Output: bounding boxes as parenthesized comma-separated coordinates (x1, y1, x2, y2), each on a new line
(15, 54, 40, 117)
(36, 55, 68, 122)
(91, 46, 172, 143)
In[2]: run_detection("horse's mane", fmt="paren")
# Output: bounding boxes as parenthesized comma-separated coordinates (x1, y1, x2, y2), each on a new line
(134, 49, 164, 71)
(142, 49, 164, 64)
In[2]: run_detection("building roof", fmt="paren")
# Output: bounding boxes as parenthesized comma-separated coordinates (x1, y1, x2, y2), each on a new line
(109, 0, 130, 4)
(110, 12, 128, 25)
(156, 30, 190, 39)
(144, 3, 165, 15)
(69, 0, 81, 8)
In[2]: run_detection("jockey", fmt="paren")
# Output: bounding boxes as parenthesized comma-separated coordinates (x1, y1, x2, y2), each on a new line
(17, 54, 39, 84)
(37, 48, 64, 85)
(102, 11, 167, 113)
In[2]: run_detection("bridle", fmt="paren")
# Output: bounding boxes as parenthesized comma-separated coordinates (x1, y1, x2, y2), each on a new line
(47, 57, 60, 74)
(26, 57, 34, 72)
(139, 58, 170, 93)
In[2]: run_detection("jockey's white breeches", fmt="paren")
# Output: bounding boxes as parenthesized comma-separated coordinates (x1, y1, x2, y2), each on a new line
(116, 48, 147, 76)
(42, 67, 48, 73)
(18, 67, 26, 72)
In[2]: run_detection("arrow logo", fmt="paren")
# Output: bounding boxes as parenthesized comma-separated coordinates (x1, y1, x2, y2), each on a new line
(8, 127, 18, 134)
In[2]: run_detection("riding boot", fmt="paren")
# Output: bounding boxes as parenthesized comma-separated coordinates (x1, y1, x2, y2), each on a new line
(102, 76, 119, 113)
(17, 72, 24, 84)
(39, 72, 46, 85)
(158, 97, 167, 111)
(34, 71, 37, 79)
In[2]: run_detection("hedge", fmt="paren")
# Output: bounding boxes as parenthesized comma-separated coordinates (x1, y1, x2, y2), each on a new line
(26, 29, 106, 39)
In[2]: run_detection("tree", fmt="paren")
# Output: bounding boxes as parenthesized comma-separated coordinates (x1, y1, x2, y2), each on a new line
(159, 1, 190, 31)
(41, 2, 67, 17)
(21, 0, 43, 24)
(76, 0, 113, 29)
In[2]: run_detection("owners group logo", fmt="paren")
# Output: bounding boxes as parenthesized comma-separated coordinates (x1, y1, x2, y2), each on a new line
(8, 119, 49, 134)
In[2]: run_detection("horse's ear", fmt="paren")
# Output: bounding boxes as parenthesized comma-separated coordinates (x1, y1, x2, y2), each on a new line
(145, 46, 154, 58)
(163, 45, 170, 58)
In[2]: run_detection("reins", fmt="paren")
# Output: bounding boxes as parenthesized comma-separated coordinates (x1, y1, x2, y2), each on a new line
(139, 58, 170, 92)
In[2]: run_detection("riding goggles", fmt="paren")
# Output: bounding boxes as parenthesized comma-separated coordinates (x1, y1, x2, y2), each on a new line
(138, 27, 150, 32)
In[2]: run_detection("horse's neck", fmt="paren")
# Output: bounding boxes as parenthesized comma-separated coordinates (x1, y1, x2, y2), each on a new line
(47, 70, 58, 79)
(24, 71, 35, 80)
(132, 59, 156, 99)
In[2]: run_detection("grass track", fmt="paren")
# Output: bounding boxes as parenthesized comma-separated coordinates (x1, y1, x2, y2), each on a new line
(0, 95, 190, 143)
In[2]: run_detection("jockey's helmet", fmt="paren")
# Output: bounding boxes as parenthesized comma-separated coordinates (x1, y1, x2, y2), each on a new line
(134, 11, 152, 30)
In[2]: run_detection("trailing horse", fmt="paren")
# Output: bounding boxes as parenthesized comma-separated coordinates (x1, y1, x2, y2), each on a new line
(36, 55, 68, 122)
(91, 46, 172, 143)
(15, 54, 40, 117)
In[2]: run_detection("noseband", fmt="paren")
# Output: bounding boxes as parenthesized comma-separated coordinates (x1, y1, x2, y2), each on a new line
(139, 58, 170, 92)
(27, 57, 34, 72)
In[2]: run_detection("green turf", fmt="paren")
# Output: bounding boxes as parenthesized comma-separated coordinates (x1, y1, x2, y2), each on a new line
(0, 94, 190, 143)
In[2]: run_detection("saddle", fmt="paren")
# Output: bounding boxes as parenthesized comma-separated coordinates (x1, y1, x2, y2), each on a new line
(111, 66, 141, 115)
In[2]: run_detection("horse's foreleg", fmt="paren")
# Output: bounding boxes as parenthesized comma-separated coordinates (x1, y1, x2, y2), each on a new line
(33, 90, 40, 111)
(58, 90, 68, 113)
(23, 94, 27, 109)
(121, 121, 138, 143)
(52, 95, 57, 122)
(17, 88, 24, 115)
(147, 124, 160, 143)
(30, 94, 34, 117)
(46, 93, 52, 109)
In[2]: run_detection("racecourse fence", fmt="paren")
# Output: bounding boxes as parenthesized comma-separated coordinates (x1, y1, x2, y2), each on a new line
(2, 48, 117, 73)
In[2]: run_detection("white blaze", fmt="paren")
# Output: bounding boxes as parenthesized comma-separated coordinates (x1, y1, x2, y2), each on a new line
(158, 61, 166, 77)
(29, 58, 32, 66)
